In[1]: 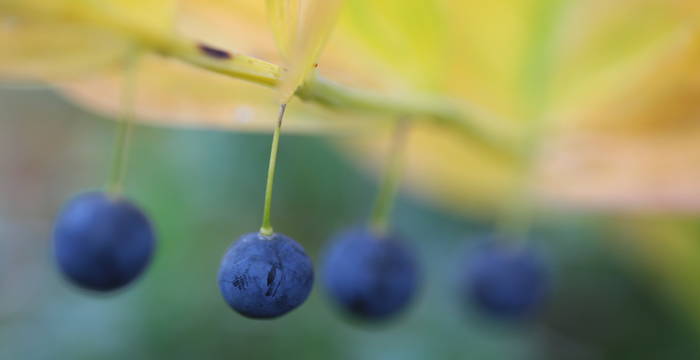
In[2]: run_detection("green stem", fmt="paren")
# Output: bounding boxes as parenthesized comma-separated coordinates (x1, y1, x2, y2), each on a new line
(107, 50, 140, 195)
(165, 41, 514, 153)
(259, 104, 288, 237)
(53, 5, 517, 156)
(370, 119, 410, 236)
(296, 76, 515, 153)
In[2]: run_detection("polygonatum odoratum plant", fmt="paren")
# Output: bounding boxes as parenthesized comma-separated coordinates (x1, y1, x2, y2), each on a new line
(3, 0, 700, 323)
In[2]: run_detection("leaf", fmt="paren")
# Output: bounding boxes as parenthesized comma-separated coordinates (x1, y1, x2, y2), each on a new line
(175, 0, 280, 61)
(1, 0, 177, 33)
(0, 0, 177, 81)
(276, 0, 344, 103)
(548, 0, 696, 118)
(337, 0, 700, 214)
(266, 0, 300, 60)
(535, 44, 700, 212)
(0, 16, 128, 81)
(5, 0, 700, 214)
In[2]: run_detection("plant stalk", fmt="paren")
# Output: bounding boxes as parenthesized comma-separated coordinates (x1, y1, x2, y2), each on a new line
(259, 104, 288, 237)
(370, 118, 410, 237)
(107, 50, 140, 195)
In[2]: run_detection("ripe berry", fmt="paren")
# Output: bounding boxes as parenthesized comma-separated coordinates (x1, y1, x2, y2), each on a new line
(218, 232, 314, 319)
(53, 191, 155, 292)
(322, 227, 419, 321)
(460, 241, 547, 318)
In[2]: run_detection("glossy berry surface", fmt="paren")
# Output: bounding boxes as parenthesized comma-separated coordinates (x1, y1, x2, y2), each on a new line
(218, 232, 314, 319)
(53, 191, 155, 292)
(322, 227, 419, 321)
(460, 242, 547, 318)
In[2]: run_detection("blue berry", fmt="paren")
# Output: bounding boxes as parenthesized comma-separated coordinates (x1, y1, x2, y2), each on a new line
(218, 232, 314, 319)
(460, 241, 547, 318)
(53, 191, 155, 292)
(322, 227, 419, 321)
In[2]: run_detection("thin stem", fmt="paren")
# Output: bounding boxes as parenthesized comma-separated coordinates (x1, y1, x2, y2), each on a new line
(495, 144, 538, 243)
(496, 0, 565, 244)
(296, 76, 516, 154)
(370, 118, 410, 237)
(107, 51, 140, 195)
(259, 104, 288, 237)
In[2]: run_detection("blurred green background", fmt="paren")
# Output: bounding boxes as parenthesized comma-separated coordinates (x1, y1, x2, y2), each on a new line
(1, 88, 699, 360)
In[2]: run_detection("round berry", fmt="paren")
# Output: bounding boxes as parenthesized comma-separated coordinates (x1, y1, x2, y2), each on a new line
(460, 241, 547, 318)
(322, 227, 419, 321)
(218, 232, 314, 319)
(53, 191, 155, 292)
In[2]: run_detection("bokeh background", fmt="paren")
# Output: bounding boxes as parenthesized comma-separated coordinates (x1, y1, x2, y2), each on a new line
(2, 87, 699, 360)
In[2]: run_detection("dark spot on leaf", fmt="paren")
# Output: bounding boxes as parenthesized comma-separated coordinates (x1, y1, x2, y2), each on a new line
(197, 43, 231, 60)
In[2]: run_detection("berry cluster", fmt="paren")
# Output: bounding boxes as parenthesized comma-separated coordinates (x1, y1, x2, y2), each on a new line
(52, 91, 549, 324)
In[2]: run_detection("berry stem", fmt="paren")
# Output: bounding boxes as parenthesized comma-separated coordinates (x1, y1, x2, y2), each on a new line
(370, 118, 410, 237)
(496, 145, 538, 243)
(260, 103, 288, 237)
(107, 50, 141, 195)
(496, 1, 563, 244)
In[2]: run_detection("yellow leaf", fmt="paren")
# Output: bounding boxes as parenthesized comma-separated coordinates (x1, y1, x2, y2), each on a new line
(266, 0, 300, 60)
(5, 0, 700, 214)
(277, 0, 343, 103)
(0, 0, 177, 81)
(536, 41, 700, 212)
(329, 0, 700, 215)
(0, 17, 128, 81)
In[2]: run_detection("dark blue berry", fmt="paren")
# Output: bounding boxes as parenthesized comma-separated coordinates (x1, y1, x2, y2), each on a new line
(218, 232, 314, 319)
(322, 227, 419, 321)
(53, 191, 155, 292)
(460, 241, 547, 318)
